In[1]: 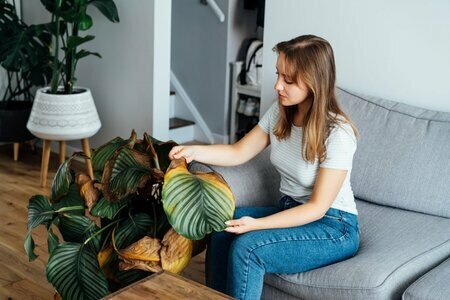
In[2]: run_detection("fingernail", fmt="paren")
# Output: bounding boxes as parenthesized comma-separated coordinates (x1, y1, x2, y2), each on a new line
(225, 221, 230, 225)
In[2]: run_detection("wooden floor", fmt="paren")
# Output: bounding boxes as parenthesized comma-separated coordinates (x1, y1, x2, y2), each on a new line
(0, 143, 206, 300)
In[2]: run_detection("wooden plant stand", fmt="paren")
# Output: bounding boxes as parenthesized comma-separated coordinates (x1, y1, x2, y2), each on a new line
(40, 138, 94, 188)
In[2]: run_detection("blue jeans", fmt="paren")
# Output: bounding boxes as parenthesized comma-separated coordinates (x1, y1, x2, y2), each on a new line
(205, 195, 360, 300)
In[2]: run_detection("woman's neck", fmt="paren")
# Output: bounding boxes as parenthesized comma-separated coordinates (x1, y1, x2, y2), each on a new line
(293, 98, 313, 127)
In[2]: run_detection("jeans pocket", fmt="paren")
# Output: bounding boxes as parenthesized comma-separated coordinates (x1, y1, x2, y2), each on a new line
(323, 214, 342, 221)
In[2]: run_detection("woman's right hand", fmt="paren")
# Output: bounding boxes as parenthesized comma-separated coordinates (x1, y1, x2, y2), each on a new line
(168, 145, 196, 163)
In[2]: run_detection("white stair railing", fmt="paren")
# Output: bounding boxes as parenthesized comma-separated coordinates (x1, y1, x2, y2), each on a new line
(200, 0, 225, 23)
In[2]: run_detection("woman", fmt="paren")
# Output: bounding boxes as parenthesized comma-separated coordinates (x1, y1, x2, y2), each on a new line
(169, 35, 360, 300)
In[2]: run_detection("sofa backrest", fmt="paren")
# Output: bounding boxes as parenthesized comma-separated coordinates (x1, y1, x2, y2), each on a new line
(337, 87, 450, 218)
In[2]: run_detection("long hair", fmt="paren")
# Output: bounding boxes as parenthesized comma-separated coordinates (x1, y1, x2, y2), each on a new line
(273, 35, 358, 164)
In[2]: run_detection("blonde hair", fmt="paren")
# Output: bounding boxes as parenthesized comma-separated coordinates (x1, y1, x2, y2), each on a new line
(273, 35, 358, 164)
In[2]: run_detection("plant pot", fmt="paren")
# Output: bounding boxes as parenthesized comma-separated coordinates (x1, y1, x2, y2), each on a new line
(27, 87, 101, 140)
(0, 101, 35, 142)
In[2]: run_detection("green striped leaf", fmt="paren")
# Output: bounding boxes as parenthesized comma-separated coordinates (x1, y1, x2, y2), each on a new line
(113, 213, 152, 250)
(46, 242, 109, 300)
(27, 195, 54, 229)
(90, 196, 127, 220)
(162, 159, 235, 240)
(47, 226, 60, 255)
(24, 195, 55, 261)
(102, 148, 164, 202)
(91, 137, 126, 172)
(58, 214, 101, 252)
(51, 155, 81, 202)
(52, 184, 85, 215)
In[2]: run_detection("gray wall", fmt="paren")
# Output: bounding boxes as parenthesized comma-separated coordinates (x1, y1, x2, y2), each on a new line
(171, 0, 229, 135)
(22, 0, 171, 150)
(262, 0, 450, 115)
(171, 0, 257, 137)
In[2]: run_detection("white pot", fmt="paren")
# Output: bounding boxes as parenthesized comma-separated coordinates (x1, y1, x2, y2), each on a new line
(27, 87, 101, 140)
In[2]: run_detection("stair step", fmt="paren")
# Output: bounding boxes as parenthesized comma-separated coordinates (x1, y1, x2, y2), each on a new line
(170, 117, 195, 130)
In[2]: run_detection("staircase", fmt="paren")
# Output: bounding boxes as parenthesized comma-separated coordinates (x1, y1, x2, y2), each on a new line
(169, 91, 196, 144)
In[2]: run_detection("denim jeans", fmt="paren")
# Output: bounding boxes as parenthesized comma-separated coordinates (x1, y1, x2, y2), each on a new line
(205, 195, 360, 300)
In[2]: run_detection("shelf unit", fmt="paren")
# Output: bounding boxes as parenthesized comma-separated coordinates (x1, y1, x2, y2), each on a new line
(229, 61, 261, 143)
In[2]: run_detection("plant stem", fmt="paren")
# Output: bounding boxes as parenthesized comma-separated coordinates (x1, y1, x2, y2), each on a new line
(50, 3, 61, 93)
(152, 202, 157, 238)
(84, 218, 123, 245)
(55, 205, 85, 213)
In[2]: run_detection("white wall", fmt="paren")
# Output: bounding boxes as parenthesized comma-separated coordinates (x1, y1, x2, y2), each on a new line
(262, 0, 450, 115)
(22, 0, 171, 150)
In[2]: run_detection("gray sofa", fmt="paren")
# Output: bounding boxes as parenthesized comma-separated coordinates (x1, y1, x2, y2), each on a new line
(208, 88, 450, 299)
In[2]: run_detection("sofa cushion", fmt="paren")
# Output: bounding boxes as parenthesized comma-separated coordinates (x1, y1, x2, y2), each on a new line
(337, 88, 450, 218)
(402, 257, 450, 300)
(263, 199, 450, 300)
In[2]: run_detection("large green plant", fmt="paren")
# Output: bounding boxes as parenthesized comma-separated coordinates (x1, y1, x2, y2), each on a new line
(40, 0, 120, 94)
(0, 0, 52, 107)
(25, 131, 235, 299)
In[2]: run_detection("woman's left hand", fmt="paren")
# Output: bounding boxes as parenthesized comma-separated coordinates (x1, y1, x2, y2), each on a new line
(224, 216, 262, 234)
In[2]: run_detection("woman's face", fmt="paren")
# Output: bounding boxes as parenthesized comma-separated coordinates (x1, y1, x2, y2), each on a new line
(274, 53, 310, 107)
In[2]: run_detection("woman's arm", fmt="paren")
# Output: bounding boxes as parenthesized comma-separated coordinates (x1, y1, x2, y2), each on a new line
(225, 167, 348, 233)
(169, 125, 270, 166)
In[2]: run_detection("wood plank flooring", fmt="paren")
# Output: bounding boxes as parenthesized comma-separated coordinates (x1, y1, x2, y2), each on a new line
(0, 143, 206, 300)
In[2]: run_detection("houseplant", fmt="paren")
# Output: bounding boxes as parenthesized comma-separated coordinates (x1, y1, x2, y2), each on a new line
(25, 131, 235, 299)
(0, 0, 52, 143)
(26, 0, 120, 141)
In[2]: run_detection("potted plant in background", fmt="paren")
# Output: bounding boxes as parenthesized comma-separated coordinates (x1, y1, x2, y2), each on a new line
(0, 0, 52, 159)
(26, 0, 120, 187)
(24, 131, 235, 299)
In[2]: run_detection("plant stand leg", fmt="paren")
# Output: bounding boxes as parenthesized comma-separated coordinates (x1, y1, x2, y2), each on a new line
(59, 141, 66, 164)
(81, 138, 94, 179)
(40, 140, 52, 188)
(13, 143, 19, 161)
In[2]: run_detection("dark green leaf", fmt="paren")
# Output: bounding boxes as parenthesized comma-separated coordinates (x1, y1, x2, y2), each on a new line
(24, 232, 38, 261)
(52, 184, 85, 215)
(90, 0, 120, 22)
(103, 148, 163, 201)
(27, 195, 55, 229)
(67, 35, 95, 49)
(46, 242, 109, 300)
(114, 213, 152, 249)
(90, 196, 127, 220)
(91, 137, 127, 172)
(51, 156, 77, 202)
(58, 214, 100, 251)
(78, 12, 93, 31)
(47, 226, 60, 255)
(75, 49, 101, 60)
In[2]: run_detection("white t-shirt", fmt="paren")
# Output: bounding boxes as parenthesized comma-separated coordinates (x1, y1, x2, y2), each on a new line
(258, 102, 358, 215)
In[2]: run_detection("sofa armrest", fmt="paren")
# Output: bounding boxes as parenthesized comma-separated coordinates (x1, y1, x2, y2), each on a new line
(402, 257, 450, 300)
(189, 148, 281, 208)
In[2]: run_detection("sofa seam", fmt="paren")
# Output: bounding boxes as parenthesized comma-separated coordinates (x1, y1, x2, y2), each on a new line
(401, 256, 450, 295)
(337, 87, 450, 124)
(271, 238, 450, 291)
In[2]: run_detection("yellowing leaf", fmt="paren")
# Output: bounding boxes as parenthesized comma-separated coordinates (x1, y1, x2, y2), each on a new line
(160, 228, 193, 274)
(162, 159, 235, 240)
